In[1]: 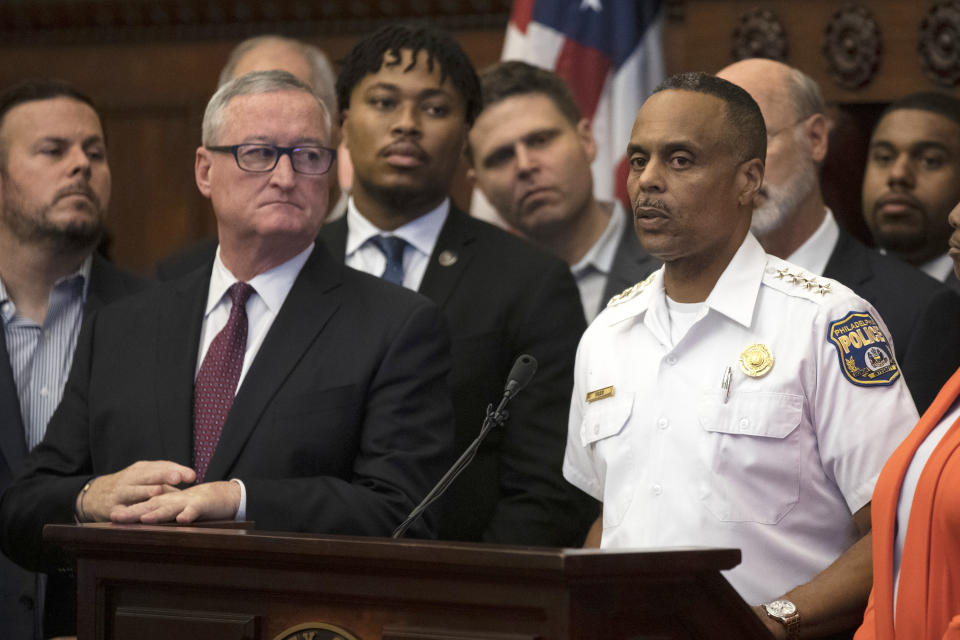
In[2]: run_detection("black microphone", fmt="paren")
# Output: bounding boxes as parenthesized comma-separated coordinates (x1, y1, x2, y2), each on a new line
(392, 354, 539, 539)
(504, 354, 538, 400)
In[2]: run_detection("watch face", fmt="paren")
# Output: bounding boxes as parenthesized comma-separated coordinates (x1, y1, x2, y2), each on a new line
(767, 600, 797, 617)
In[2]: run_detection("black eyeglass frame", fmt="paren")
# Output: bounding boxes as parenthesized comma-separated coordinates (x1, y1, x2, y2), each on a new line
(206, 143, 337, 175)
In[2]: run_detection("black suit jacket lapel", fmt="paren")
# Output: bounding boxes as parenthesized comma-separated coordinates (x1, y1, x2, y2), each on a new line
(418, 207, 477, 308)
(85, 255, 116, 318)
(203, 245, 343, 481)
(155, 270, 209, 466)
(602, 220, 659, 305)
(319, 205, 476, 308)
(319, 217, 348, 259)
(823, 230, 873, 289)
(0, 319, 27, 476)
(85, 254, 147, 318)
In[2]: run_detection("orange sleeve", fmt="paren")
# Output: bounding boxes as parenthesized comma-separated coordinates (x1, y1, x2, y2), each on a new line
(941, 615, 960, 640)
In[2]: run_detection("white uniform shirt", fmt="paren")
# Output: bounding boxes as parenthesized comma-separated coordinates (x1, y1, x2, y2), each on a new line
(563, 233, 918, 604)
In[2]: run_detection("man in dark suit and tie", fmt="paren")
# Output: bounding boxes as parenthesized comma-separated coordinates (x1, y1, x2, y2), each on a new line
(0, 79, 147, 640)
(467, 61, 659, 323)
(323, 23, 598, 547)
(861, 91, 960, 292)
(0, 70, 454, 636)
(718, 58, 960, 412)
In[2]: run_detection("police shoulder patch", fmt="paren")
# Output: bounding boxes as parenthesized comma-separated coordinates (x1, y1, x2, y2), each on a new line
(827, 311, 899, 387)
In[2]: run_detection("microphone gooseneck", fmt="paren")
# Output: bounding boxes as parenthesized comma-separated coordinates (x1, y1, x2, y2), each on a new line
(392, 354, 539, 539)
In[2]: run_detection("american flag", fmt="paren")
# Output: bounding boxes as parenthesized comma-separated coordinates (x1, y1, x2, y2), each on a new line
(472, 0, 665, 221)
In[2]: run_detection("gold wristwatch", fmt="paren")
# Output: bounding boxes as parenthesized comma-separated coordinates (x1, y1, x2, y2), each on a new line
(763, 599, 800, 639)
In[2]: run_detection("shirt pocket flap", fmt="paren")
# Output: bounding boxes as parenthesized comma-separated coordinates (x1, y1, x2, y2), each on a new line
(698, 391, 802, 438)
(580, 393, 634, 446)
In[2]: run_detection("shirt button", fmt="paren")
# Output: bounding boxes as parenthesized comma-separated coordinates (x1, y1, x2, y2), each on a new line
(665, 355, 678, 365)
(739, 417, 750, 431)
(657, 418, 669, 430)
(593, 424, 600, 435)
(40, 387, 49, 397)
(652, 484, 663, 495)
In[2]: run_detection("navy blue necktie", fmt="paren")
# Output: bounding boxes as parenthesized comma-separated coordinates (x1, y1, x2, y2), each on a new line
(369, 235, 407, 286)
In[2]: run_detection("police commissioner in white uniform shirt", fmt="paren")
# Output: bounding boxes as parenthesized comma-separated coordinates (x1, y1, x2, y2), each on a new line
(563, 232, 918, 605)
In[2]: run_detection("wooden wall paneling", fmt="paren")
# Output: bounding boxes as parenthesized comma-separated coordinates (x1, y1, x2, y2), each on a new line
(664, 0, 960, 100)
(664, 0, 960, 245)
(103, 108, 212, 274)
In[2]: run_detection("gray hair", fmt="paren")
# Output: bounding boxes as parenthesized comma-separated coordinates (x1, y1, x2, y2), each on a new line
(785, 67, 826, 121)
(201, 70, 331, 146)
(218, 35, 338, 116)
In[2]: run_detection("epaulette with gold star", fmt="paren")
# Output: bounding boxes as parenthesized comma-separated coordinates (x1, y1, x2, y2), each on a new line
(607, 272, 656, 307)
(769, 266, 833, 296)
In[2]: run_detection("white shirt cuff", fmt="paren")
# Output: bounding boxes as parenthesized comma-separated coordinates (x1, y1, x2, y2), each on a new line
(230, 478, 247, 521)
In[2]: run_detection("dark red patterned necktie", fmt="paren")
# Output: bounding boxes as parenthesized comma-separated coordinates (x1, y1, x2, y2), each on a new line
(192, 282, 254, 482)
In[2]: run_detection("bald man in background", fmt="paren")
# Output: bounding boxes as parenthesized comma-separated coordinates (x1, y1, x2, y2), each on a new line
(717, 58, 960, 412)
(156, 35, 347, 279)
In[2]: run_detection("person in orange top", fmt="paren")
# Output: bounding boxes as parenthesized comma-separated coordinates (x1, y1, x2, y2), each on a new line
(856, 200, 960, 640)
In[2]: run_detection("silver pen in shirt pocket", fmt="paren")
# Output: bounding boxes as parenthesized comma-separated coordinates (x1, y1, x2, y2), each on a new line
(720, 366, 732, 404)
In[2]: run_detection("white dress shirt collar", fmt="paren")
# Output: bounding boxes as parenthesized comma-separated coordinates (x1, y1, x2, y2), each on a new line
(0, 254, 91, 321)
(920, 252, 955, 282)
(785, 207, 840, 276)
(571, 200, 624, 279)
(345, 196, 449, 259)
(344, 196, 449, 291)
(204, 243, 313, 318)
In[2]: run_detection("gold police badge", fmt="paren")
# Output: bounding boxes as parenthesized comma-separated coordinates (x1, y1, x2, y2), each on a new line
(740, 344, 774, 377)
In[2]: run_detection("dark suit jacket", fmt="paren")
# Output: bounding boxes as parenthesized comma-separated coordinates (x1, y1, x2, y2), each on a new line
(941, 269, 960, 295)
(0, 244, 454, 633)
(155, 237, 218, 281)
(320, 207, 599, 547)
(824, 230, 960, 412)
(0, 254, 146, 640)
(599, 211, 660, 314)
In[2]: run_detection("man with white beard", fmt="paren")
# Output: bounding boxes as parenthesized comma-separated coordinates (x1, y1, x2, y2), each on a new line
(718, 58, 960, 412)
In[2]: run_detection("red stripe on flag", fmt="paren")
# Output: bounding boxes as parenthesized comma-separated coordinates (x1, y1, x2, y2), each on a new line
(615, 156, 631, 213)
(554, 38, 610, 121)
(510, 0, 536, 34)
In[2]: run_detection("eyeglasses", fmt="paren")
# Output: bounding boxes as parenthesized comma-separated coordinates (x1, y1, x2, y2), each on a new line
(206, 143, 337, 175)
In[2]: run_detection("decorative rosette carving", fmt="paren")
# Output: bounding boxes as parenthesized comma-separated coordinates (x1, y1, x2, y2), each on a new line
(731, 8, 788, 61)
(823, 4, 882, 89)
(919, 1, 960, 86)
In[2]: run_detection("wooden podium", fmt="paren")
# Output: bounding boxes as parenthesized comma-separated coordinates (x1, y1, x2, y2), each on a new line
(45, 523, 773, 640)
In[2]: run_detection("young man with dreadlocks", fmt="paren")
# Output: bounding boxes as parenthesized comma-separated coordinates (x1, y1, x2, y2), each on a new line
(320, 23, 598, 547)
